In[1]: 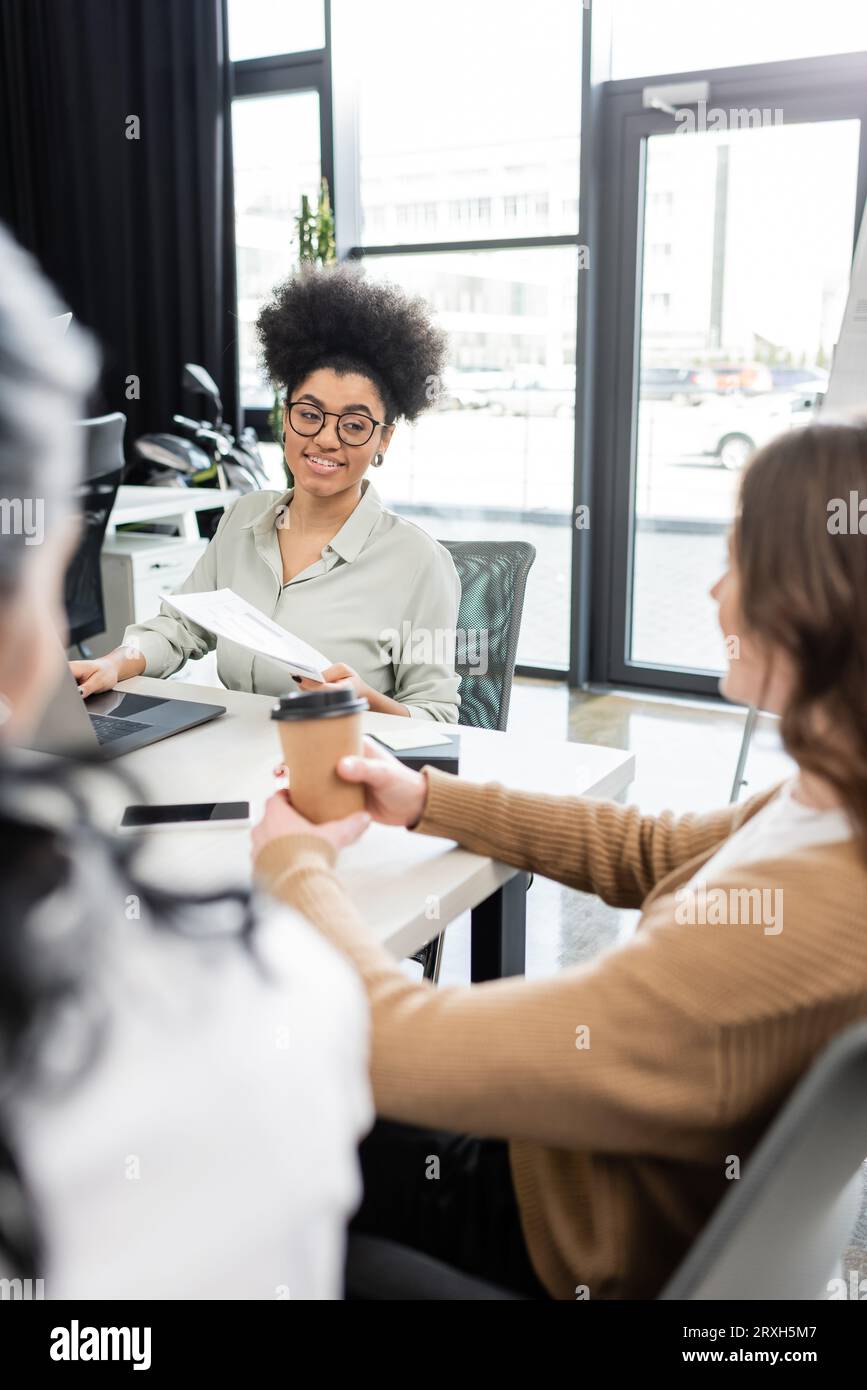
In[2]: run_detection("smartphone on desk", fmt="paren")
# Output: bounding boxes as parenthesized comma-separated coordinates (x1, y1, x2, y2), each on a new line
(119, 801, 251, 832)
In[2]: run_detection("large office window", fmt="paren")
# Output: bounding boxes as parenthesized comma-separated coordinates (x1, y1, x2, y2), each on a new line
(350, 2, 580, 244)
(363, 248, 578, 669)
(610, 0, 867, 80)
(336, 0, 583, 671)
(227, 0, 325, 61)
(232, 91, 322, 408)
(226, 4, 867, 695)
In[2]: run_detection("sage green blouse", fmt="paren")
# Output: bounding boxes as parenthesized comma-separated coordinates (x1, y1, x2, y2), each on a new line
(123, 482, 461, 722)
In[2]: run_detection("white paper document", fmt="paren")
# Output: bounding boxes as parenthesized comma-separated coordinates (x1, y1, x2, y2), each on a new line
(159, 588, 330, 682)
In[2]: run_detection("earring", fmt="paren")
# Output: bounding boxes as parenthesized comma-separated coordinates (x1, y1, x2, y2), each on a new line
(372, 452, 384, 467)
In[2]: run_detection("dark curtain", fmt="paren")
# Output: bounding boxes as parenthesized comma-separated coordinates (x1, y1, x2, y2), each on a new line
(0, 0, 239, 439)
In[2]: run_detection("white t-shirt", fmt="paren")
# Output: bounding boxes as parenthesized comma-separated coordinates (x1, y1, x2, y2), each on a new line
(9, 851, 372, 1301)
(688, 777, 853, 885)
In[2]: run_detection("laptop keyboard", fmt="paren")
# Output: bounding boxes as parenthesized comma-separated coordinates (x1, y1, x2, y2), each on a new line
(89, 714, 150, 745)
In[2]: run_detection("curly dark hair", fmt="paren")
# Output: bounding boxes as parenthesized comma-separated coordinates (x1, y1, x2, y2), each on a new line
(256, 261, 448, 424)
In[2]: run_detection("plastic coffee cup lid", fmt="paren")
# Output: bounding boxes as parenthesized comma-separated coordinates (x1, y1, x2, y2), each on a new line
(271, 687, 369, 722)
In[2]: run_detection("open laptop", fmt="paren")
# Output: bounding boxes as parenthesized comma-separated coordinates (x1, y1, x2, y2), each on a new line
(24, 657, 226, 760)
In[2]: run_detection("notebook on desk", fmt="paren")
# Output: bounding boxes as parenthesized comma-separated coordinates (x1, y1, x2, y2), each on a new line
(370, 726, 460, 775)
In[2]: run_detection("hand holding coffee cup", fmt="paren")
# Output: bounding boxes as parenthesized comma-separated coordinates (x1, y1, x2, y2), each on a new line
(251, 787, 370, 861)
(271, 687, 369, 824)
(273, 736, 429, 829)
(336, 738, 428, 827)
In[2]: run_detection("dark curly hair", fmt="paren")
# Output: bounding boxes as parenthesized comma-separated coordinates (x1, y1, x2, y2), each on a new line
(256, 261, 448, 424)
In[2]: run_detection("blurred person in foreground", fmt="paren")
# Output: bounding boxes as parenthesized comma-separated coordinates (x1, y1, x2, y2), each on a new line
(0, 223, 371, 1299)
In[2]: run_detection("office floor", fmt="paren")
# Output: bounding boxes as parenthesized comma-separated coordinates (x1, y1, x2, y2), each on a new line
(436, 679, 866, 1294)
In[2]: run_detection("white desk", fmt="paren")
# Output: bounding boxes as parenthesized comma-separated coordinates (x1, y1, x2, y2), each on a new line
(118, 676, 636, 978)
(107, 486, 240, 542)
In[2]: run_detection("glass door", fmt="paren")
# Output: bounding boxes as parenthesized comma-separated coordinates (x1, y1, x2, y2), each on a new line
(596, 66, 867, 694)
(631, 118, 861, 675)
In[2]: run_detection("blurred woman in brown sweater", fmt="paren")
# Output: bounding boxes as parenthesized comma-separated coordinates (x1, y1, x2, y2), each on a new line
(252, 419, 867, 1300)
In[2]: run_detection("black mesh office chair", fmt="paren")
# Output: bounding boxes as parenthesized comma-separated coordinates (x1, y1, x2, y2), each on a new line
(440, 539, 536, 732)
(64, 413, 126, 652)
(345, 1021, 867, 1300)
(415, 539, 536, 981)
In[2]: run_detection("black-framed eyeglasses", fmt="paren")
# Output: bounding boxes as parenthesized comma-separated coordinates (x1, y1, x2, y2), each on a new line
(286, 401, 386, 448)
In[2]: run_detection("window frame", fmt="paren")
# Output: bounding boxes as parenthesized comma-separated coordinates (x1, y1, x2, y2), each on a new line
(231, 2, 334, 436)
(589, 48, 867, 696)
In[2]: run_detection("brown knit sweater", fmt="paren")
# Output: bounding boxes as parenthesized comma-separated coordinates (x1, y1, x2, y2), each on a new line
(253, 770, 867, 1300)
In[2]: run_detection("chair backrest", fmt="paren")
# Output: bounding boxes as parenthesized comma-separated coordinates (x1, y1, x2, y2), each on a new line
(64, 413, 126, 645)
(660, 1021, 867, 1300)
(439, 539, 535, 731)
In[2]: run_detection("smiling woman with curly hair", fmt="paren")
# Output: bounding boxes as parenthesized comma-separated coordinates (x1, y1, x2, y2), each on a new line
(258, 260, 447, 428)
(70, 263, 462, 722)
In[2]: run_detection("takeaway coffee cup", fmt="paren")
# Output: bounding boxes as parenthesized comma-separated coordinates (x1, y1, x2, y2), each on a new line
(271, 686, 369, 824)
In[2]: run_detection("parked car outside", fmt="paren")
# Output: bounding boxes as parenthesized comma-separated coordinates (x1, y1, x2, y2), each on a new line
(695, 392, 816, 469)
(481, 365, 577, 418)
(640, 365, 717, 404)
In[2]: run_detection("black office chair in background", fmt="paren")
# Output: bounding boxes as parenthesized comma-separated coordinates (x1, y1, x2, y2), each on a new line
(441, 539, 536, 732)
(345, 1021, 867, 1300)
(63, 412, 126, 654)
(415, 539, 536, 982)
